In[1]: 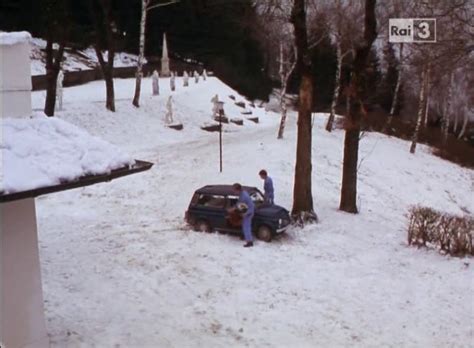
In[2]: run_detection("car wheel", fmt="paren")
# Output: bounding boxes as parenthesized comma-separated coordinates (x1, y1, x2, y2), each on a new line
(194, 220, 212, 233)
(257, 225, 272, 242)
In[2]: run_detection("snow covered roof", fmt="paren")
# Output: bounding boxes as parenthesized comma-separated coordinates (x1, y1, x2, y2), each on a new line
(1, 115, 151, 201)
(0, 31, 31, 46)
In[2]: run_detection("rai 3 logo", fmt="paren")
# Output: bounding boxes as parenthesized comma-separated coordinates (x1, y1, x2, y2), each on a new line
(389, 18, 436, 43)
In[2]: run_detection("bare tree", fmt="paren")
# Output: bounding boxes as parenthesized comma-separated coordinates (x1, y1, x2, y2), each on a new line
(409, 63, 428, 154)
(442, 72, 454, 143)
(339, 0, 377, 214)
(457, 109, 470, 139)
(277, 41, 296, 139)
(132, 0, 179, 108)
(43, 0, 68, 116)
(385, 43, 403, 130)
(44, 39, 66, 116)
(290, 0, 317, 222)
(325, 0, 361, 132)
(90, 0, 118, 112)
(457, 71, 473, 139)
(405, 0, 473, 150)
(422, 65, 430, 128)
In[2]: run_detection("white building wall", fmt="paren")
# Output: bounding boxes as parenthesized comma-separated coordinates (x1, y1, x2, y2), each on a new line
(0, 199, 49, 348)
(0, 35, 32, 118)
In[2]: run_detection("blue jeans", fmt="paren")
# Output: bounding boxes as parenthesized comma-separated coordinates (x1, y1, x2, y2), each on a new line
(242, 213, 254, 242)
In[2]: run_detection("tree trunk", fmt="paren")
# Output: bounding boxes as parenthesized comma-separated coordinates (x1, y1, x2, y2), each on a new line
(277, 42, 287, 139)
(91, 0, 116, 112)
(292, 73, 315, 219)
(453, 107, 459, 134)
(458, 112, 468, 139)
(339, 116, 360, 213)
(290, 0, 316, 222)
(410, 65, 427, 154)
(132, 0, 148, 108)
(277, 90, 288, 139)
(339, 0, 377, 214)
(422, 64, 431, 128)
(104, 68, 115, 112)
(44, 38, 65, 117)
(442, 73, 453, 144)
(95, 46, 116, 112)
(423, 92, 429, 127)
(385, 43, 403, 130)
(326, 39, 342, 132)
(277, 43, 296, 139)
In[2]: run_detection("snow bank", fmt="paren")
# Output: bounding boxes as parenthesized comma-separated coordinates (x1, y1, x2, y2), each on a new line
(1, 114, 134, 194)
(0, 31, 31, 46)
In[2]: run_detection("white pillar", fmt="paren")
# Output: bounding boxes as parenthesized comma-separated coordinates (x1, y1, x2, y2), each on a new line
(0, 33, 32, 118)
(0, 199, 49, 348)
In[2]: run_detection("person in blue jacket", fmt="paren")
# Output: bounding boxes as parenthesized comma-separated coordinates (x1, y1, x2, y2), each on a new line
(232, 183, 255, 247)
(259, 169, 274, 204)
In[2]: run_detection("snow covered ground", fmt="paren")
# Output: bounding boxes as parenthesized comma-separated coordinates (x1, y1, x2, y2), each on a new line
(32, 76, 473, 347)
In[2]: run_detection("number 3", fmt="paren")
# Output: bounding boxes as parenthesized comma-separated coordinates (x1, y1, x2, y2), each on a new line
(417, 22, 431, 39)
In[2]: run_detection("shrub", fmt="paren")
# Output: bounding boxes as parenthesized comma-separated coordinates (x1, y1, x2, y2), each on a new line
(407, 206, 473, 257)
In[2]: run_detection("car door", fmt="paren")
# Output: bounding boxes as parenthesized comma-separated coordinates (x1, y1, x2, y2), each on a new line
(223, 194, 242, 233)
(195, 194, 227, 230)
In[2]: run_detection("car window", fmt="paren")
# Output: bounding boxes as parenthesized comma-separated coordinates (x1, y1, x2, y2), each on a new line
(227, 191, 264, 207)
(196, 194, 226, 208)
(190, 193, 200, 205)
(227, 195, 239, 208)
(250, 191, 264, 205)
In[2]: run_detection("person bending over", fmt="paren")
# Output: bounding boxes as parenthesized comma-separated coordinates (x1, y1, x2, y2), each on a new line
(232, 183, 255, 248)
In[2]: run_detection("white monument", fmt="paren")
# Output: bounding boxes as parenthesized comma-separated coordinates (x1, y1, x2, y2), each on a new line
(0, 31, 32, 118)
(165, 96, 174, 124)
(56, 69, 64, 111)
(152, 70, 159, 95)
(183, 71, 189, 87)
(170, 72, 176, 91)
(160, 33, 171, 77)
(211, 94, 219, 118)
(203, 69, 207, 81)
(194, 70, 199, 83)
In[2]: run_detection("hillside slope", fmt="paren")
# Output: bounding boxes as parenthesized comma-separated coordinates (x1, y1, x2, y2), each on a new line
(32, 76, 473, 347)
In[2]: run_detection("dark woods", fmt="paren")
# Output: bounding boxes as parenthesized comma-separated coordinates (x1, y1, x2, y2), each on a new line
(0, 0, 272, 100)
(0, 0, 403, 110)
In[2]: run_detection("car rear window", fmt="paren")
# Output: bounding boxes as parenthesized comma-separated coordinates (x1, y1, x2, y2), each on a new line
(196, 194, 226, 208)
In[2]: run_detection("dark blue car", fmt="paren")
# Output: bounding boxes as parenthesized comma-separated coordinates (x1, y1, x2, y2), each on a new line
(185, 185, 291, 242)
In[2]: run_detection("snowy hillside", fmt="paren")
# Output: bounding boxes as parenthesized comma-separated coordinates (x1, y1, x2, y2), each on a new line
(32, 76, 473, 347)
(30, 38, 144, 76)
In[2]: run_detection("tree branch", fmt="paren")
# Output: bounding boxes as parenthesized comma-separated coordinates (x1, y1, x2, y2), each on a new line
(147, 0, 179, 11)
